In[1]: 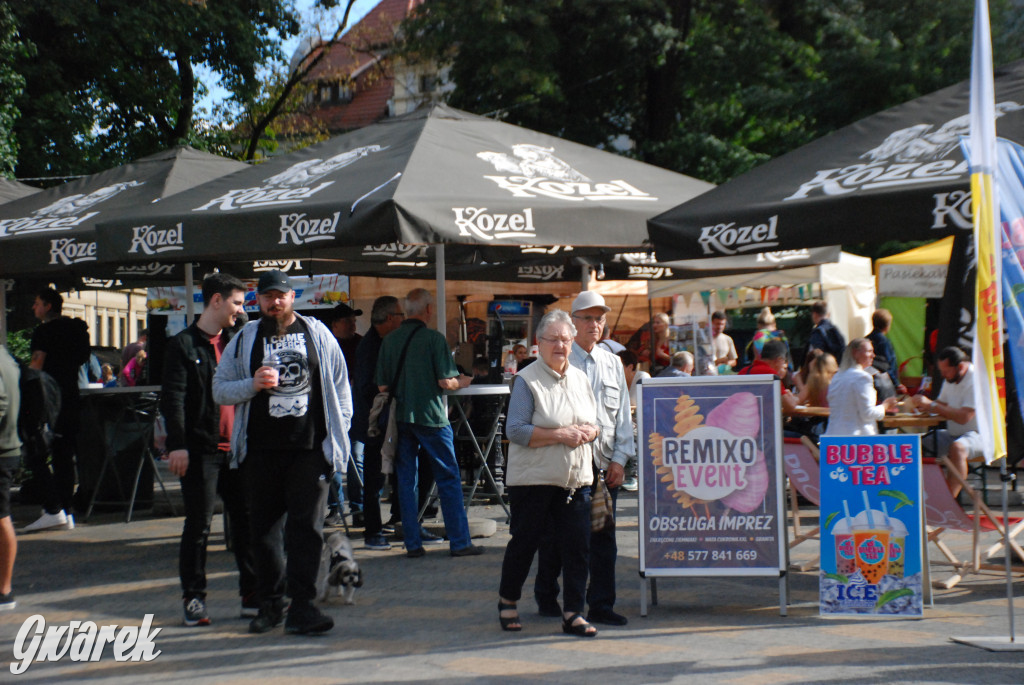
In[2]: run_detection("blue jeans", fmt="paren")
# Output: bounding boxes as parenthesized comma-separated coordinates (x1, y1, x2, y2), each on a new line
(396, 422, 471, 552)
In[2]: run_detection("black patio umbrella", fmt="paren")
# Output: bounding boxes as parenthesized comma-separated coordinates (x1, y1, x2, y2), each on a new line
(97, 105, 713, 265)
(0, 146, 246, 282)
(648, 59, 1024, 260)
(0, 178, 39, 204)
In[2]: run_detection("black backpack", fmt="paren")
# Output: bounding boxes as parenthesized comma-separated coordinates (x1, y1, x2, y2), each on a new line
(18, 365, 62, 457)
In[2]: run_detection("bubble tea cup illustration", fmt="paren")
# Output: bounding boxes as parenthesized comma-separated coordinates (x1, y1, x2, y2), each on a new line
(832, 501, 857, 575)
(852, 493, 889, 584)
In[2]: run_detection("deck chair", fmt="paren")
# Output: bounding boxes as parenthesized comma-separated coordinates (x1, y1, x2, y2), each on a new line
(782, 436, 822, 571)
(922, 457, 1024, 589)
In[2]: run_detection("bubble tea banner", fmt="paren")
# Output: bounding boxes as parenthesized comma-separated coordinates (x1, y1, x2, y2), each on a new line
(819, 435, 923, 617)
(637, 376, 786, 577)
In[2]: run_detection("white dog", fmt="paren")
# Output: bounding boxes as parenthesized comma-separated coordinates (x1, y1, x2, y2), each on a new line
(316, 532, 363, 605)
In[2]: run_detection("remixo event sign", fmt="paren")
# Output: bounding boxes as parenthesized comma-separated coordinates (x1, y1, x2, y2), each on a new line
(637, 375, 787, 613)
(818, 435, 923, 617)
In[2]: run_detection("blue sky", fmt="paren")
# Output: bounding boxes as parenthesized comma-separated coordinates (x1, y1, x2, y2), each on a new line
(197, 0, 380, 115)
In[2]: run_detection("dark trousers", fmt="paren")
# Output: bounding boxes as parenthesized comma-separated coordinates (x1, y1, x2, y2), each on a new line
(179, 450, 256, 601)
(388, 449, 434, 523)
(245, 448, 329, 604)
(535, 484, 619, 614)
(499, 485, 591, 614)
(362, 436, 384, 537)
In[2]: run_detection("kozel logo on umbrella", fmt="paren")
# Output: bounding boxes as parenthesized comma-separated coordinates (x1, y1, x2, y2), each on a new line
(517, 264, 565, 281)
(361, 243, 431, 260)
(784, 102, 1024, 201)
(0, 181, 143, 237)
(49, 237, 98, 265)
(129, 223, 184, 255)
(192, 146, 386, 212)
(475, 143, 656, 203)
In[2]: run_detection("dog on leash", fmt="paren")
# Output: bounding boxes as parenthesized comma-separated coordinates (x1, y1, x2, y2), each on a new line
(316, 532, 363, 604)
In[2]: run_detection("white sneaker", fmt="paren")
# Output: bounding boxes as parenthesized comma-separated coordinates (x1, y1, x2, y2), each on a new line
(621, 477, 638, 492)
(64, 513, 75, 530)
(23, 510, 68, 532)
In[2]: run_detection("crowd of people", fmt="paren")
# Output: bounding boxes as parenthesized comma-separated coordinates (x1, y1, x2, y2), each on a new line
(0, 280, 986, 633)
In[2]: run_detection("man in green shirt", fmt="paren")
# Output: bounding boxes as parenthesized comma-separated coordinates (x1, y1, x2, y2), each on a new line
(376, 288, 483, 558)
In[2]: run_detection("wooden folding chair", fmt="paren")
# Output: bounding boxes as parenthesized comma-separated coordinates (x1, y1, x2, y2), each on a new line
(782, 436, 821, 571)
(922, 457, 1024, 589)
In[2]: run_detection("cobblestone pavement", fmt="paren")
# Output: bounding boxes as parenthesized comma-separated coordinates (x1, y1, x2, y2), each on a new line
(1, 479, 1023, 684)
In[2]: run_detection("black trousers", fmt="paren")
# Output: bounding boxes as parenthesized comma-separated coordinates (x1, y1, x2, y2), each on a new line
(179, 450, 256, 601)
(361, 435, 384, 537)
(245, 448, 329, 604)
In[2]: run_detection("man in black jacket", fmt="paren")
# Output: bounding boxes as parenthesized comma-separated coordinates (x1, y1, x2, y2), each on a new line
(807, 301, 846, 361)
(163, 272, 256, 626)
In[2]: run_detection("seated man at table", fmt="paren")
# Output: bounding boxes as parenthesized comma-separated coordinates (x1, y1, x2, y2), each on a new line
(738, 340, 798, 414)
(911, 346, 982, 497)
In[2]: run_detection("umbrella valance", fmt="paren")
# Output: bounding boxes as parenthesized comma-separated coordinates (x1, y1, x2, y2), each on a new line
(648, 59, 1024, 260)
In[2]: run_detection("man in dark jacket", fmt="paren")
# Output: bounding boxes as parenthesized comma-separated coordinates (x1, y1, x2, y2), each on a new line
(351, 295, 404, 550)
(163, 272, 256, 626)
(24, 288, 90, 532)
(807, 301, 846, 361)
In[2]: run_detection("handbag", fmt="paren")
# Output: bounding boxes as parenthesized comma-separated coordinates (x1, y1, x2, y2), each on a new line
(367, 326, 420, 438)
(591, 470, 614, 532)
(380, 401, 399, 473)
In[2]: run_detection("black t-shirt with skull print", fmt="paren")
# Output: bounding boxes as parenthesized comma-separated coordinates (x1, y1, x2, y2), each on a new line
(247, 317, 327, 451)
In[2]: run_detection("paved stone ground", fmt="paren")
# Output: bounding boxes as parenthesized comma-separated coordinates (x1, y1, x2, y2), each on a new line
(1, 473, 1023, 684)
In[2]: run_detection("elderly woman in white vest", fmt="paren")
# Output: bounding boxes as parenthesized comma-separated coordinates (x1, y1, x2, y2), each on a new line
(825, 339, 897, 436)
(498, 309, 600, 638)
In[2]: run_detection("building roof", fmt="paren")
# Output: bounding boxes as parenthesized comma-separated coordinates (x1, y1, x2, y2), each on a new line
(304, 0, 425, 131)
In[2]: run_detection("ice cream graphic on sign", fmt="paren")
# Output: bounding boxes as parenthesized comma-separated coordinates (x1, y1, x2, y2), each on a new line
(649, 392, 769, 515)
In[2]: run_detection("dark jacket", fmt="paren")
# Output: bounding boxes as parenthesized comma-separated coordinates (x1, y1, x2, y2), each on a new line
(808, 318, 846, 360)
(161, 323, 231, 456)
(350, 326, 383, 444)
(866, 329, 900, 387)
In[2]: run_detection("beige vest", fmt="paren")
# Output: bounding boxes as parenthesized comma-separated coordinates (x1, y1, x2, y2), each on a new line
(507, 359, 596, 489)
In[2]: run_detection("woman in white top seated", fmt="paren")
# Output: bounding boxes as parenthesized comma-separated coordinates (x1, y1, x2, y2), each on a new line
(824, 339, 897, 436)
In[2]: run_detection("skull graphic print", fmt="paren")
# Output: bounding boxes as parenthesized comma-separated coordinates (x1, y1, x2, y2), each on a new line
(263, 335, 311, 418)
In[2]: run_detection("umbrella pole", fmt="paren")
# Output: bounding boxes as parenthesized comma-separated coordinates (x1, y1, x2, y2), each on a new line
(435, 244, 446, 331)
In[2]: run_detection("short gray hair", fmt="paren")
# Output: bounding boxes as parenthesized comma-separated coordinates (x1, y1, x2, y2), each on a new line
(672, 350, 694, 369)
(405, 288, 433, 317)
(536, 309, 576, 340)
(370, 295, 399, 325)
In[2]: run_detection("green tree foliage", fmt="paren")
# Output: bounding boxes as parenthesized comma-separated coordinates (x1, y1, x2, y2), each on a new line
(0, 1, 29, 177)
(400, 0, 1023, 184)
(8, 0, 300, 179)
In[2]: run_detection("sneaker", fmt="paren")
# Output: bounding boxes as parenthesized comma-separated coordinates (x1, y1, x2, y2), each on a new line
(450, 544, 485, 557)
(621, 477, 638, 492)
(249, 599, 288, 634)
(183, 598, 211, 626)
(406, 547, 426, 558)
(364, 535, 391, 551)
(23, 510, 68, 533)
(586, 609, 628, 626)
(64, 513, 75, 530)
(0, 592, 15, 611)
(240, 593, 260, 618)
(420, 528, 445, 545)
(381, 517, 398, 535)
(284, 601, 334, 635)
(324, 512, 345, 527)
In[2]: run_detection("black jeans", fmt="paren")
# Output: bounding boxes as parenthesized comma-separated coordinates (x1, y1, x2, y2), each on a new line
(245, 448, 329, 604)
(179, 450, 256, 601)
(500, 485, 591, 614)
(535, 484, 619, 614)
(361, 435, 384, 538)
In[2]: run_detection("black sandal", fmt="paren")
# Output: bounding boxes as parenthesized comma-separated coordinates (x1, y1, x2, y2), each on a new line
(498, 601, 522, 632)
(561, 613, 597, 638)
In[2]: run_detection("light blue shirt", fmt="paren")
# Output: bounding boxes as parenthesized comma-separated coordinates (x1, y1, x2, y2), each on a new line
(569, 342, 635, 468)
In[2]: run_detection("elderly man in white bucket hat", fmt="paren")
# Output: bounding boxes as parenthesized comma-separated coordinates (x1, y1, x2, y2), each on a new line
(534, 290, 635, 626)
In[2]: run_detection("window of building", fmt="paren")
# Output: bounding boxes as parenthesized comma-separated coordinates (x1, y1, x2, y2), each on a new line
(420, 74, 436, 94)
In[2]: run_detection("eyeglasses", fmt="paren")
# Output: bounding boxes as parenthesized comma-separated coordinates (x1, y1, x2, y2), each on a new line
(572, 314, 606, 324)
(390, 311, 406, 318)
(539, 336, 573, 346)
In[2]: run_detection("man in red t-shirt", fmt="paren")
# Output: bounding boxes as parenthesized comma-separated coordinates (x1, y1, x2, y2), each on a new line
(162, 273, 256, 627)
(738, 339, 798, 414)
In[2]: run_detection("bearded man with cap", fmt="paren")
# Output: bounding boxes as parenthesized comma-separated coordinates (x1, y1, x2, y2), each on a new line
(213, 269, 352, 636)
(534, 290, 635, 626)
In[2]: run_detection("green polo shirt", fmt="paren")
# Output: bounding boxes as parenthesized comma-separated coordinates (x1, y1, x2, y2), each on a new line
(374, 319, 457, 428)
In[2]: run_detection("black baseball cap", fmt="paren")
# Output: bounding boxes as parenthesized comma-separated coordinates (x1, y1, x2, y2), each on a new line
(331, 303, 363, 319)
(257, 269, 293, 294)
